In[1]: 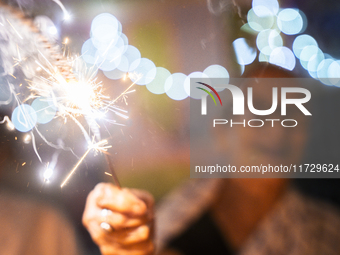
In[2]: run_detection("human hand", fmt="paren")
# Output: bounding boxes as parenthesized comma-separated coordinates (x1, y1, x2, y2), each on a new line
(83, 183, 154, 255)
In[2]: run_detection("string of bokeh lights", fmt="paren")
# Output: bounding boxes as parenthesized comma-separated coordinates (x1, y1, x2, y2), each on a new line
(233, 0, 340, 86)
(82, 0, 340, 106)
(81, 13, 230, 101)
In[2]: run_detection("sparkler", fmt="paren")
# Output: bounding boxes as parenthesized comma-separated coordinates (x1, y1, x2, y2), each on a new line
(0, 2, 137, 188)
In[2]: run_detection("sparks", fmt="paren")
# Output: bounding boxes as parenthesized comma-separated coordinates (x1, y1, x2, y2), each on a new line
(6, 19, 23, 39)
(0, 116, 15, 130)
(0, 3, 136, 188)
(52, 0, 71, 21)
(60, 139, 111, 188)
(23, 134, 31, 144)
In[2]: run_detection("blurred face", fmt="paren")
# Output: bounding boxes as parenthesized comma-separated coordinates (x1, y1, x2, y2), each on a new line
(226, 79, 309, 168)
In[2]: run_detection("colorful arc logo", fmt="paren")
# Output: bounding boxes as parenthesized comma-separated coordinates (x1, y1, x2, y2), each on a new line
(196, 82, 223, 106)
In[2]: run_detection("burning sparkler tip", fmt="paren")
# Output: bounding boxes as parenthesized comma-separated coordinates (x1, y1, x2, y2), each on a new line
(64, 12, 71, 21)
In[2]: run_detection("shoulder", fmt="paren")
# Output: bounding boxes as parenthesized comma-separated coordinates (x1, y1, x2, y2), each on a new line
(240, 188, 340, 255)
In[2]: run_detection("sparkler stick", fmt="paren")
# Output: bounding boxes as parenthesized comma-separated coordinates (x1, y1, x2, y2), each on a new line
(104, 153, 121, 188)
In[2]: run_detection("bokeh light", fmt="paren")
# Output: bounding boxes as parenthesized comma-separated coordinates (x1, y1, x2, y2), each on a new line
(277, 8, 303, 35)
(117, 45, 141, 72)
(11, 104, 37, 132)
(95, 51, 120, 71)
(81, 39, 97, 65)
(91, 13, 121, 45)
(256, 29, 283, 56)
(328, 60, 340, 86)
(146, 67, 171, 95)
(292, 35, 317, 59)
(233, 38, 257, 65)
(269, 46, 296, 70)
(317, 59, 336, 86)
(164, 73, 188, 100)
(203, 65, 229, 80)
(247, 8, 275, 32)
(299, 45, 320, 69)
(259, 52, 269, 62)
(203, 65, 229, 92)
(252, 0, 279, 16)
(31, 97, 57, 124)
(305, 47, 324, 73)
(184, 72, 209, 99)
(129, 58, 156, 85)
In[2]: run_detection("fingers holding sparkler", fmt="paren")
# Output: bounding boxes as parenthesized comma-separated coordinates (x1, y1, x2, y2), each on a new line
(96, 184, 149, 217)
(83, 183, 154, 255)
(105, 153, 121, 188)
